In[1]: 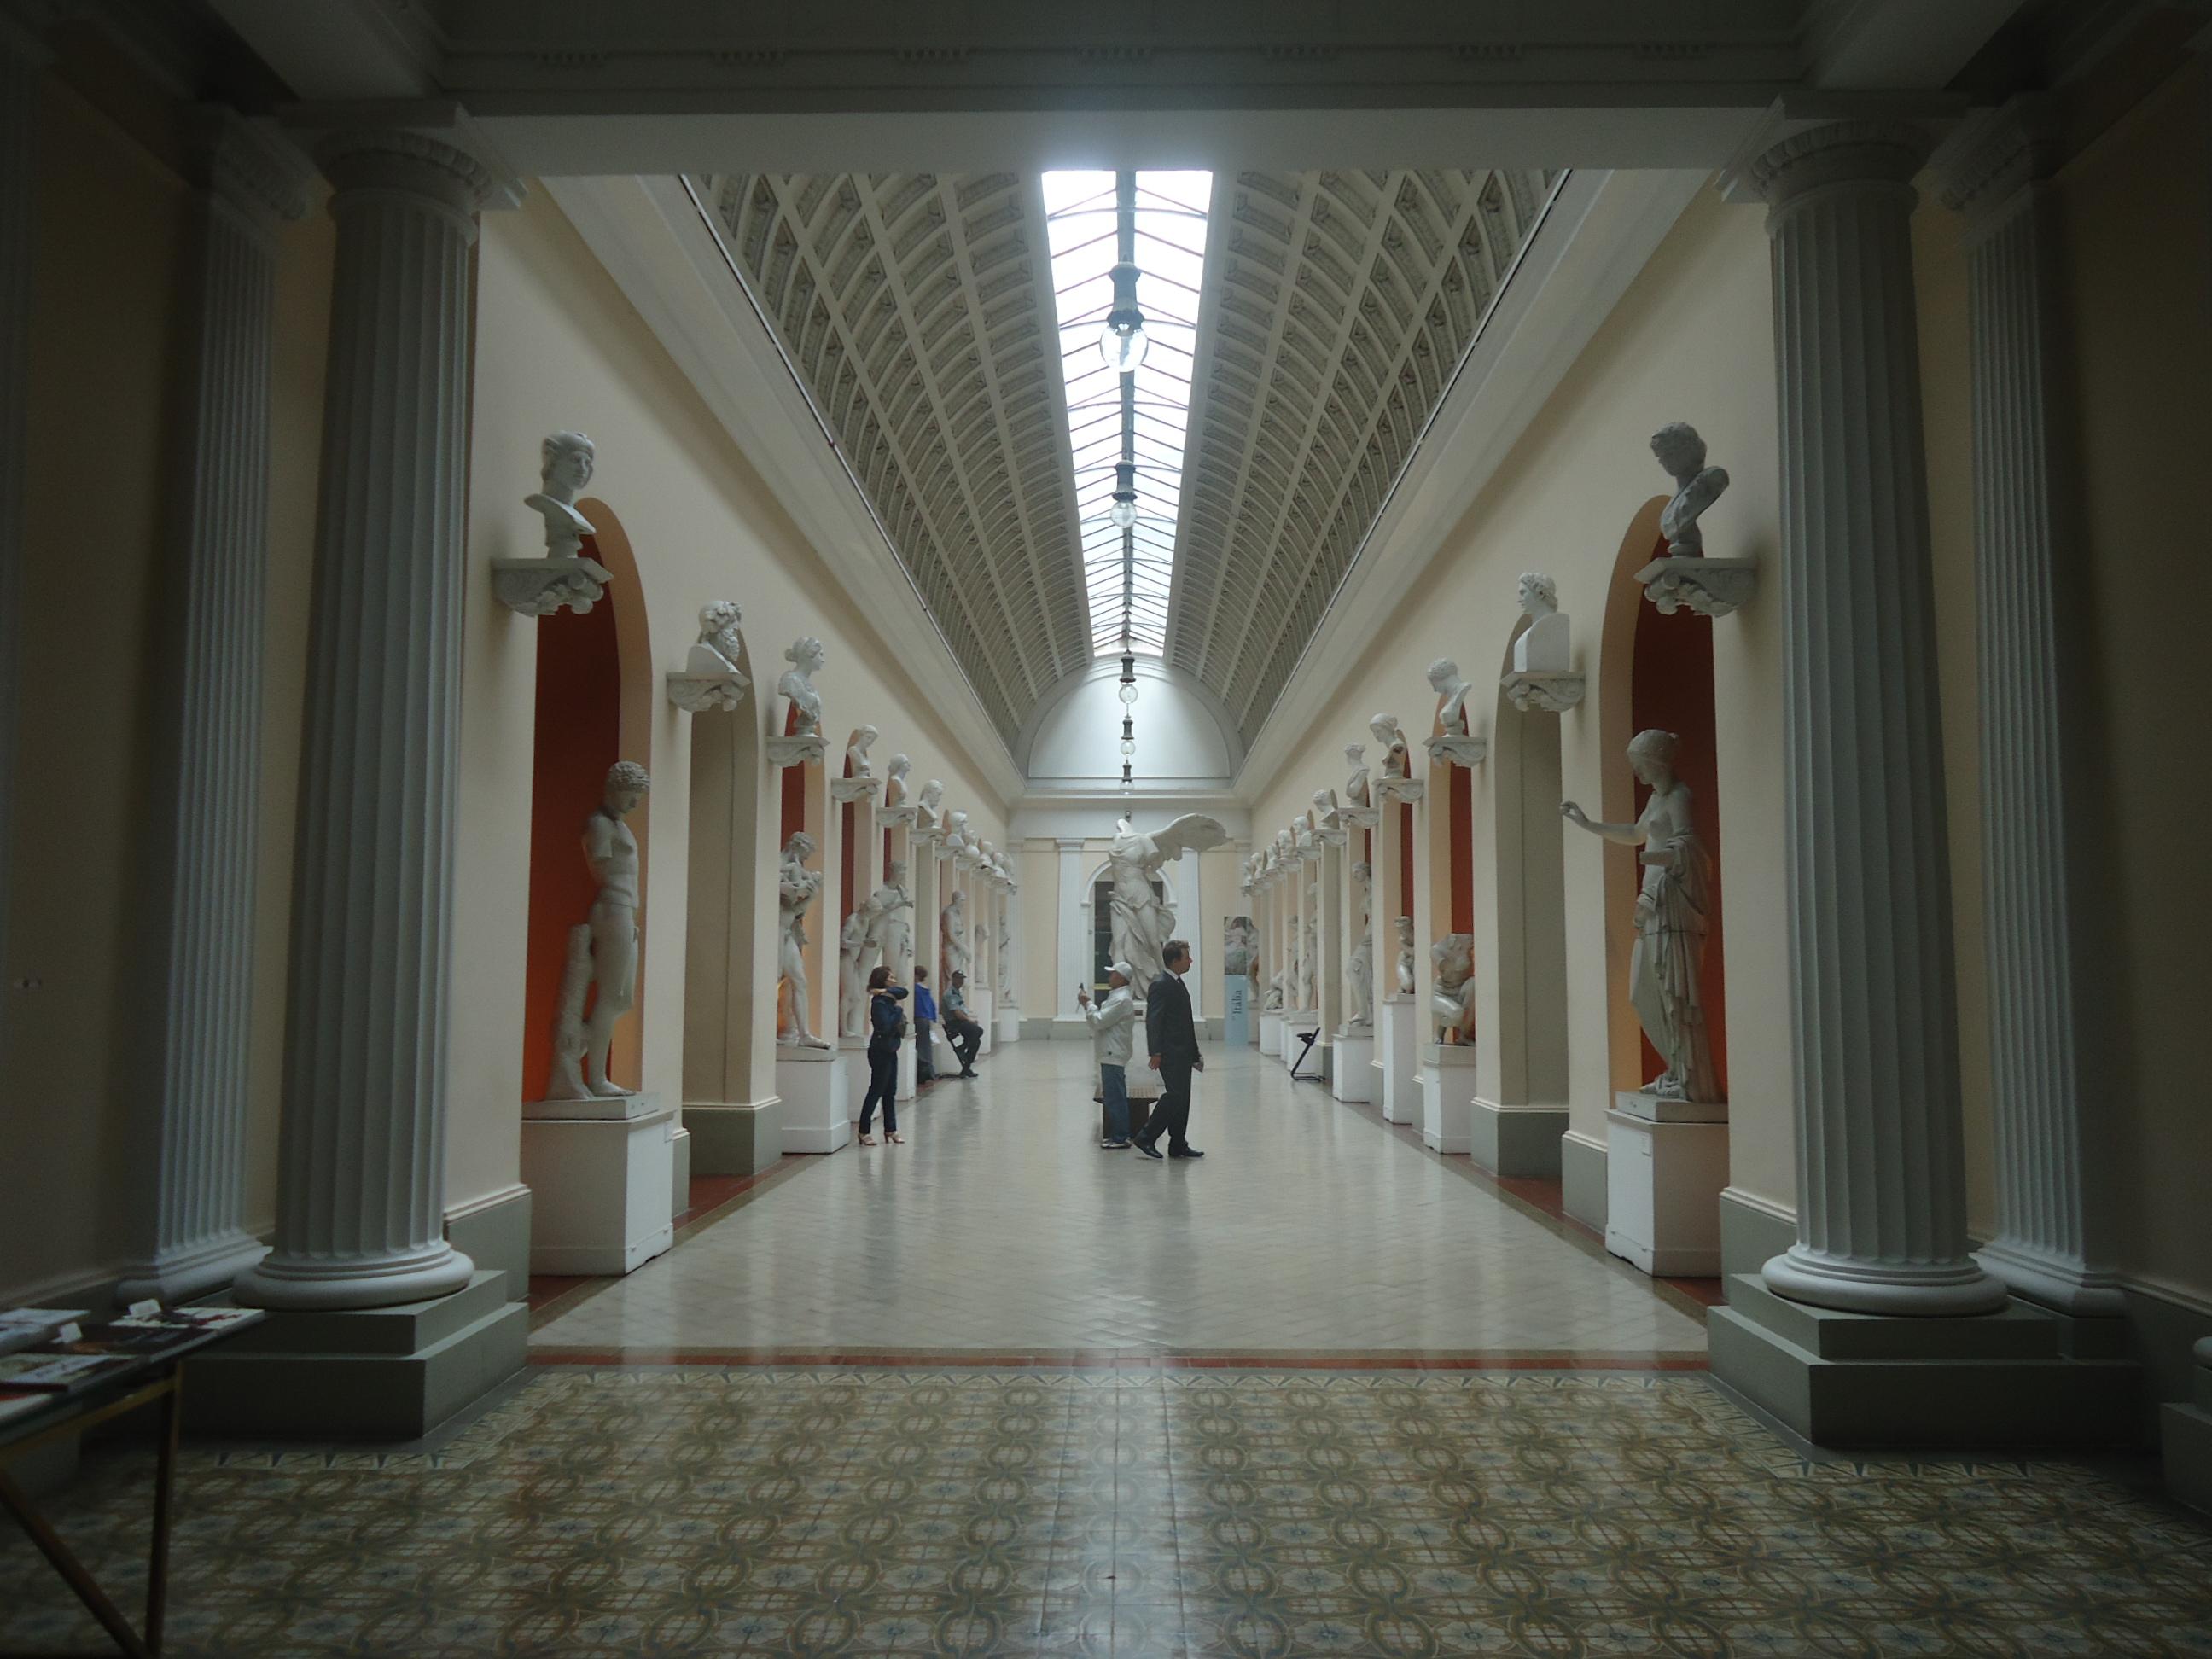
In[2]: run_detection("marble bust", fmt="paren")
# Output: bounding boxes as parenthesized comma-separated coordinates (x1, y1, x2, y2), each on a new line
(845, 725, 878, 778)
(689, 602, 746, 678)
(524, 430, 597, 561)
(548, 760, 649, 1099)
(884, 754, 911, 809)
(1428, 659, 1473, 736)
(1370, 714, 1411, 779)
(1343, 743, 1371, 808)
(1292, 812, 1315, 854)
(945, 809, 969, 853)
(916, 778, 944, 833)
(1311, 787, 1340, 831)
(1513, 573, 1570, 672)
(1652, 422, 1729, 556)
(1394, 916, 1417, 997)
(778, 637, 826, 737)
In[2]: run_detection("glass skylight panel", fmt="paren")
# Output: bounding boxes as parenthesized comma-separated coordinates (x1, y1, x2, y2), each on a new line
(1042, 169, 1212, 656)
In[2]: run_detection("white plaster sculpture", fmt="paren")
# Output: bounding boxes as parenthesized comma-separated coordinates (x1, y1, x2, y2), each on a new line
(778, 637, 827, 739)
(1292, 812, 1316, 856)
(868, 860, 914, 966)
(776, 830, 832, 1049)
(1428, 658, 1474, 736)
(547, 761, 649, 1099)
(1394, 916, 1417, 997)
(1652, 422, 1729, 556)
(497, 430, 610, 616)
(1106, 812, 1231, 995)
(1311, 788, 1341, 834)
(1346, 934, 1375, 1030)
(1264, 966, 1289, 1011)
(1513, 574, 1569, 672)
(1344, 743, 1371, 809)
(838, 899, 880, 1039)
(883, 754, 911, 812)
(997, 909, 1013, 1000)
(1222, 917, 1254, 978)
(1562, 728, 1720, 1103)
(1371, 714, 1412, 780)
(940, 889, 972, 979)
(845, 725, 878, 777)
(1285, 934, 1304, 1012)
(667, 600, 752, 713)
(1301, 882, 1319, 1007)
(916, 778, 945, 835)
(1430, 933, 1477, 1046)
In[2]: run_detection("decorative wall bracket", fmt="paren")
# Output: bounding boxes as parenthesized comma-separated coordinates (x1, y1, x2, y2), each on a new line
(765, 733, 826, 767)
(1424, 734, 1488, 767)
(666, 668, 750, 713)
(1339, 806, 1381, 830)
(1636, 556, 1757, 618)
(881, 805, 918, 826)
(1501, 669, 1587, 713)
(1374, 777, 1427, 804)
(829, 777, 880, 804)
(492, 556, 610, 616)
(1318, 828, 1348, 848)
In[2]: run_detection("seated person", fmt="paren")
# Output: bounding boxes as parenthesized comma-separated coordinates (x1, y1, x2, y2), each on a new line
(943, 970, 984, 1078)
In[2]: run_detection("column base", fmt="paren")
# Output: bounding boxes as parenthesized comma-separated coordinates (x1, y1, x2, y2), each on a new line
(1330, 1032, 1373, 1103)
(114, 1230, 270, 1307)
(186, 1270, 527, 1441)
(682, 1097, 783, 1175)
(1419, 1045, 1476, 1153)
(236, 1237, 476, 1312)
(1708, 1273, 2142, 1449)
(1377, 999, 1419, 1125)
(1605, 1100, 1727, 1277)
(520, 1094, 677, 1277)
(777, 1047, 852, 1155)
(1763, 1243, 2011, 1317)
(1470, 1100, 1567, 1178)
(1976, 1238, 2130, 1318)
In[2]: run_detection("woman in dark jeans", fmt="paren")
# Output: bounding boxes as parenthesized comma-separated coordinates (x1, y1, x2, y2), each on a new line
(858, 964, 908, 1145)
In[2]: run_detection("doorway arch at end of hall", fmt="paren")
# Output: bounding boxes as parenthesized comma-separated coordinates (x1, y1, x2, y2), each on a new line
(1596, 496, 1730, 1103)
(518, 499, 655, 1105)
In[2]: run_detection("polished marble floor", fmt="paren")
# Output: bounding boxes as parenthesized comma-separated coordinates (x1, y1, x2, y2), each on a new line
(7, 1366, 2210, 1656)
(531, 1039, 1710, 1363)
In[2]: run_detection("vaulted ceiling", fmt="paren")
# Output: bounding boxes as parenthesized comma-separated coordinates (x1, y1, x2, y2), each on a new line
(700, 164, 1555, 756)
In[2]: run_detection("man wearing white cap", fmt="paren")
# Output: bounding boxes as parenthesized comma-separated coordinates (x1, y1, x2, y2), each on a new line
(1078, 962, 1138, 1149)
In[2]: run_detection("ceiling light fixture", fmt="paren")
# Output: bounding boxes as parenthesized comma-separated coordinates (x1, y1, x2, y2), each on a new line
(1109, 461, 1138, 531)
(1098, 259, 1149, 373)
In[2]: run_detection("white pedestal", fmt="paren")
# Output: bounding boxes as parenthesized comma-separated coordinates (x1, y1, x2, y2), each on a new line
(841, 1036, 871, 1121)
(1330, 1031, 1373, 1103)
(1377, 998, 1419, 1124)
(996, 1011, 1019, 1046)
(669, 1125, 690, 1218)
(1604, 1090, 1729, 1276)
(777, 1045, 852, 1155)
(1419, 1045, 1476, 1153)
(520, 1092, 677, 1276)
(1259, 1010, 1284, 1060)
(896, 1042, 917, 1103)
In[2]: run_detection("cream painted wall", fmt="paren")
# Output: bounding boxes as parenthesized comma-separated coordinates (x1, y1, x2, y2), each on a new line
(446, 188, 1010, 1209)
(1245, 185, 1795, 1210)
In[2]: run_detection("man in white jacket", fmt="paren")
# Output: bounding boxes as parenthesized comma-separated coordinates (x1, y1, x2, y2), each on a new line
(1078, 962, 1138, 1149)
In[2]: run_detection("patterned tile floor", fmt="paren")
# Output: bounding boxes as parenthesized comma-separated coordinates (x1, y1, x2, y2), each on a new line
(7, 1366, 2212, 1656)
(531, 1041, 1711, 1364)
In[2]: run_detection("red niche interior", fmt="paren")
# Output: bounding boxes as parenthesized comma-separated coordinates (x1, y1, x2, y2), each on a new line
(1397, 803, 1415, 920)
(1629, 539, 1728, 1097)
(1449, 761, 1474, 935)
(521, 541, 623, 1103)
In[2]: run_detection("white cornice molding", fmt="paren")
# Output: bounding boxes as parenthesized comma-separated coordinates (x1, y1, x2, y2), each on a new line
(543, 172, 1026, 810)
(1232, 166, 1711, 804)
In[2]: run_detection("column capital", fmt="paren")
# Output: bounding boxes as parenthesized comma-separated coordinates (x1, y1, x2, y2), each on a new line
(283, 100, 525, 219)
(186, 107, 315, 230)
(1931, 96, 2065, 234)
(1719, 93, 1964, 211)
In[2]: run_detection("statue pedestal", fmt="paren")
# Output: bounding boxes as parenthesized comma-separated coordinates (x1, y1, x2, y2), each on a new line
(1330, 1030, 1373, 1103)
(1376, 997, 1420, 1125)
(1259, 1010, 1284, 1061)
(1635, 555, 1758, 618)
(1604, 1090, 1728, 1277)
(665, 669, 748, 713)
(520, 1092, 677, 1276)
(1419, 1045, 1476, 1154)
(1340, 807, 1380, 830)
(829, 777, 879, 804)
(840, 1036, 873, 1121)
(895, 1041, 917, 1102)
(776, 1045, 851, 1155)
(995, 1010, 1020, 1046)
(1500, 669, 1586, 713)
(492, 555, 609, 616)
(1281, 1009, 1320, 1068)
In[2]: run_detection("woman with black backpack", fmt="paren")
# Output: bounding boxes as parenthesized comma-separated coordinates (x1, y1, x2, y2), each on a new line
(857, 964, 909, 1145)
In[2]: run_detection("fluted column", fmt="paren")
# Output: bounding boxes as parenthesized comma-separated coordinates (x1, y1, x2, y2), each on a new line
(1936, 102, 2123, 1317)
(237, 116, 520, 1311)
(1741, 115, 2008, 1317)
(119, 113, 312, 1302)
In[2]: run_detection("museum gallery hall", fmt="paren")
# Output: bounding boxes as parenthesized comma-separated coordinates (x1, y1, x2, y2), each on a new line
(2, 3, 2209, 1654)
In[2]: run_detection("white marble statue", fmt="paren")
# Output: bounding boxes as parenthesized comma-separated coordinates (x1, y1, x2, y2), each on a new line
(1285, 932, 1304, 1011)
(1430, 933, 1477, 1045)
(941, 889, 972, 978)
(547, 760, 649, 1099)
(525, 430, 597, 561)
(838, 899, 880, 1039)
(1346, 934, 1374, 1030)
(1311, 788, 1341, 832)
(1264, 965, 1289, 1012)
(1106, 812, 1230, 995)
(1513, 573, 1569, 672)
(845, 725, 878, 779)
(776, 831, 831, 1048)
(1563, 728, 1720, 1103)
(674, 601, 751, 712)
(868, 859, 914, 966)
(1394, 916, 1417, 997)
(1428, 658, 1474, 736)
(1344, 743, 1371, 809)
(1652, 422, 1730, 556)
(884, 754, 911, 810)
(1222, 917, 1254, 978)
(778, 637, 826, 738)
(1292, 812, 1315, 855)
(1371, 714, 1411, 779)
(997, 909, 1013, 1000)
(1301, 881, 1318, 1007)
(916, 778, 945, 834)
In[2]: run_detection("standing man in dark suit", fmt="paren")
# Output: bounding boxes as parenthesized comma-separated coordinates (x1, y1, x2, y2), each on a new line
(1133, 940, 1205, 1161)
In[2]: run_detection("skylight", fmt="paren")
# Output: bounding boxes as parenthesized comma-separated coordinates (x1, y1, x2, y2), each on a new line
(1041, 171, 1212, 656)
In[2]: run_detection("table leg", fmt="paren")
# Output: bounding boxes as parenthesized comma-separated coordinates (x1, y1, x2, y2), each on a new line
(143, 1372, 179, 1655)
(0, 1464, 154, 1658)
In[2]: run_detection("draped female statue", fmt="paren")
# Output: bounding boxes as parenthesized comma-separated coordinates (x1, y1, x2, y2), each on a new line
(1105, 813, 1227, 994)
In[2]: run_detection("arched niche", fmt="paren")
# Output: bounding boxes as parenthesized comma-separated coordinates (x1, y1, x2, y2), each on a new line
(1426, 699, 1477, 1042)
(519, 499, 654, 1103)
(1597, 498, 1730, 1099)
(1491, 620, 1570, 1108)
(681, 625, 763, 1117)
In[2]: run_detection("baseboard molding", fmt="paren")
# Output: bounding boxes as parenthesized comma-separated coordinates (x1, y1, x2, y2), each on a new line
(1019, 1017, 1056, 1039)
(1719, 1185, 1796, 1283)
(444, 1184, 533, 1302)
(1560, 1129, 1607, 1231)
(1470, 1099, 1567, 1179)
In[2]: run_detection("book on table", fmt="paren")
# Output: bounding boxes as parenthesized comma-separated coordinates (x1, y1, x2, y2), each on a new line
(0, 1351, 138, 1392)
(0, 1308, 90, 1356)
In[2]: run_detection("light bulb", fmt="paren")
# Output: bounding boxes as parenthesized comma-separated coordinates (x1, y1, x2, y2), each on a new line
(1120, 736, 1136, 758)
(1117, 680, 1139, 706)
(1098, 318, 1149, 374)
(1109, 497, 1137, 530)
